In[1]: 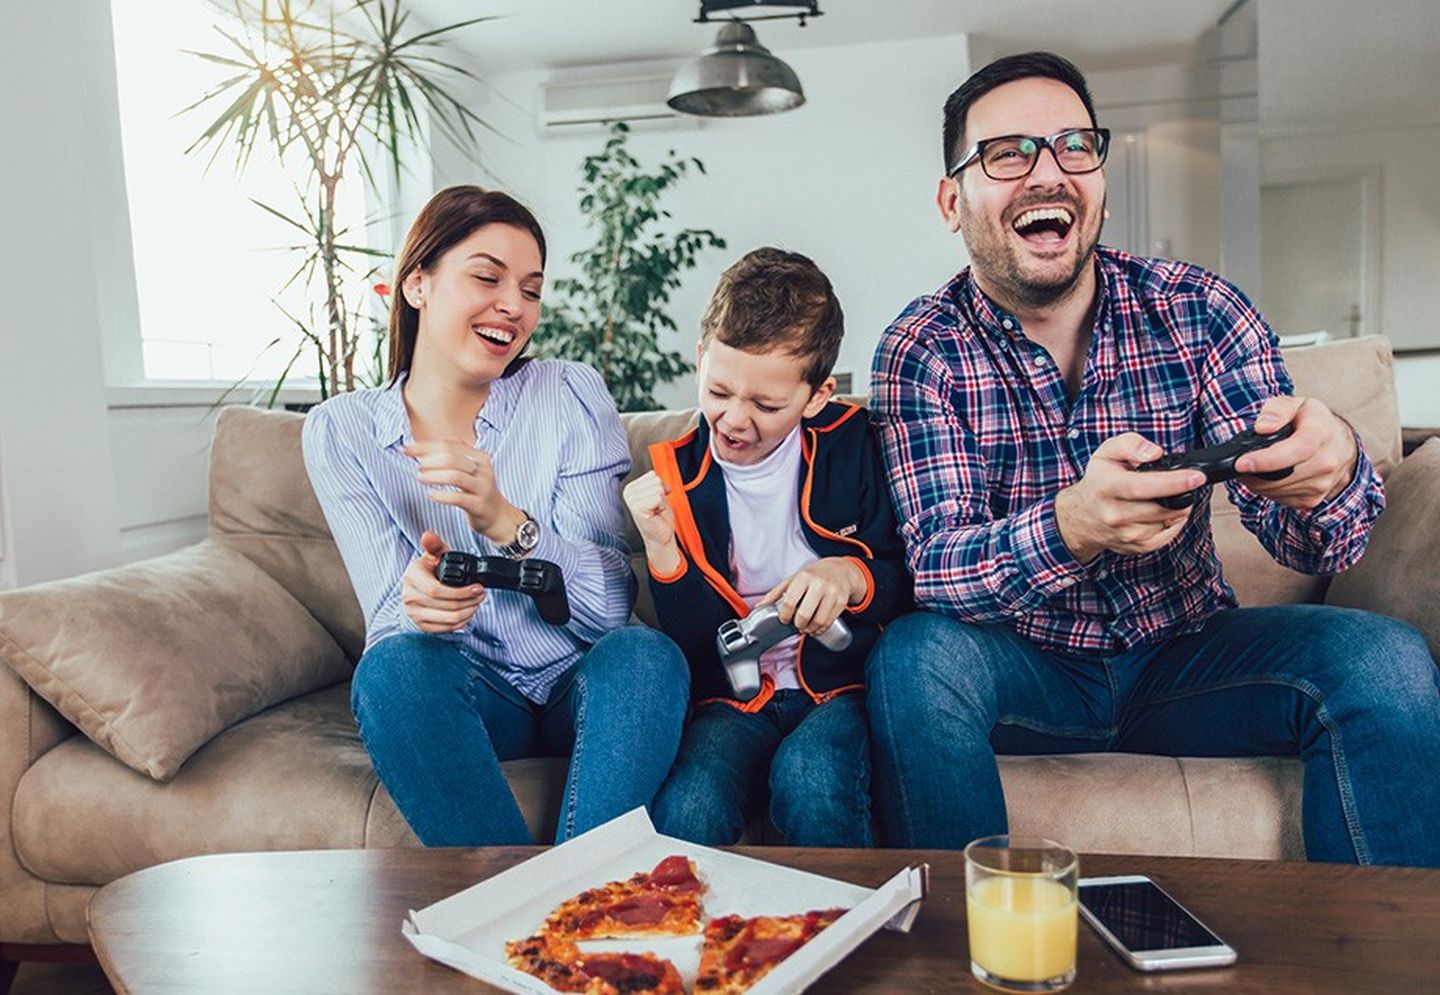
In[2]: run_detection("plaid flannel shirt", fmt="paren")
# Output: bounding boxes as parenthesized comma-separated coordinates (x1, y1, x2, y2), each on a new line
(870, 246, 1384, 656)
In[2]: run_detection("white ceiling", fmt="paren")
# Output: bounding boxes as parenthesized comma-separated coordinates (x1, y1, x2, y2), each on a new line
(409, 0, 1440, 131)
(416, 0, 1234, 73)
(1258, 0, 1440, 131)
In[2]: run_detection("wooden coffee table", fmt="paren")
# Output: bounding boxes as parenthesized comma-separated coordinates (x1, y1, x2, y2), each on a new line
(87, 846, 1440, 993)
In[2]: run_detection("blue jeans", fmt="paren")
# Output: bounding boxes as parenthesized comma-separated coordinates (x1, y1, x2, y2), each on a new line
(351, 626, 689, 846)
(866, 605, 1440, 866)
(652, 690, 873, 848)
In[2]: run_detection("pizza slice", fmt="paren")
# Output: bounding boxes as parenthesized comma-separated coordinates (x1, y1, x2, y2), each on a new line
(693, 908, 848, 993)
(505, 932, 592, 993)
(572, 951, 686, 995)
(505, 932, 685, 995)
(542, 855, 706, 940)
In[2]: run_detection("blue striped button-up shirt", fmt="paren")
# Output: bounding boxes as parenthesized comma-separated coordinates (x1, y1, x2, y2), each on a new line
(302, 359, 636, 702)
(871, 246, 1385, 656)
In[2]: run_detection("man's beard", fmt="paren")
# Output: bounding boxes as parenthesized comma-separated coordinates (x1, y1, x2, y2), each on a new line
(960, 196, 1103, 311)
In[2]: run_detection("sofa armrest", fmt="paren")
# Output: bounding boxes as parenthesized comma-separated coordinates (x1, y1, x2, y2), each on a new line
(1326, 438, 1440, 662)
(0, 653, 75, 941)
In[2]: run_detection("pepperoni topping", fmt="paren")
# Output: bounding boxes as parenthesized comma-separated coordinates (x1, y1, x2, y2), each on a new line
(741, 935, 805, 968)
(609, 895, 673, 925)
(648, 855, 701, 891)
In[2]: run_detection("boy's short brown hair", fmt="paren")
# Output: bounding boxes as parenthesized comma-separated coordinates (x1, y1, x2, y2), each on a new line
(699, 247, 844, 390)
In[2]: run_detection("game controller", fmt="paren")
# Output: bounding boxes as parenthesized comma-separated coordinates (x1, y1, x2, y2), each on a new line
(1138, 423, 1296, 510)
(436, 552, 571, 626)
(715, 603, 853, 700)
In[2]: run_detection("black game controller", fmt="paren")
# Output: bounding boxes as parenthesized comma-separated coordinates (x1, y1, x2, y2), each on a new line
(1138, 423, 1296, 510)
(436, 552, 571, 625)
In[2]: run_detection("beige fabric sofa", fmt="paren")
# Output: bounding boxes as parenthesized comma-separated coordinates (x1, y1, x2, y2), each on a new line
(1, 335, 1436, 956)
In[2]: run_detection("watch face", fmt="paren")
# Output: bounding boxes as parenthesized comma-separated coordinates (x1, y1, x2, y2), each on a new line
(518, 518, 541, 550)
(516, 517, 540, 549)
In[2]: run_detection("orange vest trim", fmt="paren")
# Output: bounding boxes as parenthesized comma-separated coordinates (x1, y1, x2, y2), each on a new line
(649, 556, 688, 583)
(801, 429, 875, 559)
(697, 675, 776, 714)
(647, 437, 751, 618)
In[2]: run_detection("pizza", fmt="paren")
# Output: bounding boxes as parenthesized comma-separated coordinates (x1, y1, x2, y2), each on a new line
(693, 908, 848, 993)
(542, 855, 706, 940)
(505, 932, 685, 995)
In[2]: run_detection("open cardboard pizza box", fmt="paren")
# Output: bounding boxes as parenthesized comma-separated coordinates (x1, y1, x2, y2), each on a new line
(403, 807, 928, 994)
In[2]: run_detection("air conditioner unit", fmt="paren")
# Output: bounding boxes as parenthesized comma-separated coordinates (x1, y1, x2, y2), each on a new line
(539, 72, 687, 132)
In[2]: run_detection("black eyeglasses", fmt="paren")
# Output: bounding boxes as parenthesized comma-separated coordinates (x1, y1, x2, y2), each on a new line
(949, 128, 1111, 181)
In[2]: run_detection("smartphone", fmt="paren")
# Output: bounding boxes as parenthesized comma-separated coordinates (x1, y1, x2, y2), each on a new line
(1077, 875, 1237, 971)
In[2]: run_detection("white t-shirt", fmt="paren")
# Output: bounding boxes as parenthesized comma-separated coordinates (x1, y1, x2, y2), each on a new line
(712, 425, 819, 690)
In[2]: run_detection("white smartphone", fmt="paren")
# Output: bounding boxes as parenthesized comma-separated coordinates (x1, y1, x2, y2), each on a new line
(1077, 874, 1237, 971)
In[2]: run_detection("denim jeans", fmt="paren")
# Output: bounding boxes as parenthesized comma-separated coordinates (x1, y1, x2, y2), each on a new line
(652, 690, 873, 848)
(350, 626, 689, 846)
(866, 605, 1440, 866)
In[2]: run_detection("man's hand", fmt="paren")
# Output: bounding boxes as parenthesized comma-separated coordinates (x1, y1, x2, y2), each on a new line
(406, 441, 525, 546)
(622, 471, 682, 576)
(1234, 397, 1358, 509)
(1055, 433, 1205, 563)
(401, 531, 485, 633)
(760, 557, 868, 636)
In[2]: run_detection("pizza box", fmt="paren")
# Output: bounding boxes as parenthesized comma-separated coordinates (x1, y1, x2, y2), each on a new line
(403, 806, 928, 994)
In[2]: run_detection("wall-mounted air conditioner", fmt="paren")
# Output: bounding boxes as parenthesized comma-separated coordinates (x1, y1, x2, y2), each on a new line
(539, 69, 693, 133)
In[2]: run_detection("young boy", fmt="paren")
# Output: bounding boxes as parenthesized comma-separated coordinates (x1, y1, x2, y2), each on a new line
(623, 247, 911, 847)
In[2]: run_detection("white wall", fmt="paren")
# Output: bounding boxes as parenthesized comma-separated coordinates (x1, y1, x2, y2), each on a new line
(436, 35, 973, 406)
(0, 2, 127, 587)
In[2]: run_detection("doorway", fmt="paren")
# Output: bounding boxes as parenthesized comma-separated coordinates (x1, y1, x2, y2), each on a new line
(1259, 172, 1381, 340)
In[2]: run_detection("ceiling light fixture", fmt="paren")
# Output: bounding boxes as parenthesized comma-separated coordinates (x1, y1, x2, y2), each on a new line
(667, 1, 824, 118)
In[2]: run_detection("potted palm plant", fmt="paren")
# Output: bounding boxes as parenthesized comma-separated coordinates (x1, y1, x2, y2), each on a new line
(184, 0, 495, 399)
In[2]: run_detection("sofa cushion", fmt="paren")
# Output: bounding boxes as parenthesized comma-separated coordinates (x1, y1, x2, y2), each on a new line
(1326, 438, 1440, 661)
(1211, 335, 1401, 606)
(12, 679, 570, 886)
(209, 405, 367, 659)
(0, 540, 350, 781)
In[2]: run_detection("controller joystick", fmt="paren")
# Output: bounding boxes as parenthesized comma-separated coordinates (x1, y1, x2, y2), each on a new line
(715, 603, 853, 700)
(1138, 423, 1296, 510)
(436, 552, 571, 625)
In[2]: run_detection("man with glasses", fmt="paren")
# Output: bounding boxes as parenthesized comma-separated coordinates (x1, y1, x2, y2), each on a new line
(866, 51, 1440, 866)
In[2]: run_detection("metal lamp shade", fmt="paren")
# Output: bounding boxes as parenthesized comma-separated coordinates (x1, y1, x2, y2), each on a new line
(667, 21, 805, 117)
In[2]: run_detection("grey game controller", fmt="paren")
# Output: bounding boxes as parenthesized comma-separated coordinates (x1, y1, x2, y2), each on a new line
(715, 603, 853, 700)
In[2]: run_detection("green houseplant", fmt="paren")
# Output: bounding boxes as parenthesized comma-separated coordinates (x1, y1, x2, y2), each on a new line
(184, 0, 494, 398)
(536, 123, 726, 412)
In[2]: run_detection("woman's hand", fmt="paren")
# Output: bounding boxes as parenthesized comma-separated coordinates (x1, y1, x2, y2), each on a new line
(401, 531, 485, 633)
(622, 471, 682, 575)
(760, 557, 868, 636)
(405, 441, 526, 545)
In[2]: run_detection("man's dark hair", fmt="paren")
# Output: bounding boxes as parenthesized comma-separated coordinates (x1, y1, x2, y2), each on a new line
(941, 51, 1098, 173)
(700, 247, 844, 391)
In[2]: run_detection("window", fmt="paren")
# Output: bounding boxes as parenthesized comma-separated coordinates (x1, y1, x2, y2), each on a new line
(109, 0, 372, 384)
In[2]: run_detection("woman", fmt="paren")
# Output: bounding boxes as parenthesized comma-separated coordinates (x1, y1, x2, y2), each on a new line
(303, 186, 688, 845)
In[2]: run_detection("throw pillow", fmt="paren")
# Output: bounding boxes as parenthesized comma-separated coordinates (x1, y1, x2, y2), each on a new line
(0, 540, 350, 781)
(1327, 438, 1440, 662)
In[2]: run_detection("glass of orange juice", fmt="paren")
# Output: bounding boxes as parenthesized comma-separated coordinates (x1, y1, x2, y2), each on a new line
(964, 835, 1079, 992)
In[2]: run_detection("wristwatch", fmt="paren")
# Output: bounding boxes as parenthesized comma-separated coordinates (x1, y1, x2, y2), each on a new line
(498, 511, 540, 559)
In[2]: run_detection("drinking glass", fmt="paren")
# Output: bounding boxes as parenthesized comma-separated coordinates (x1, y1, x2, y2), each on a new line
(964, 835, 1079, 992)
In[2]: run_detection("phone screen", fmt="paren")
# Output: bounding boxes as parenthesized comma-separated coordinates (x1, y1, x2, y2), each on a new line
(1079, 879, 1224, 952)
